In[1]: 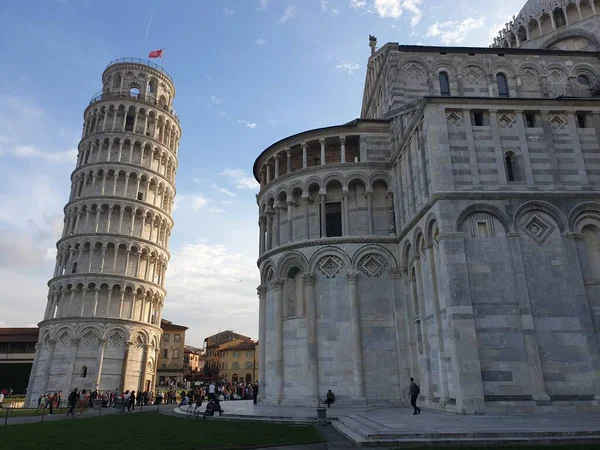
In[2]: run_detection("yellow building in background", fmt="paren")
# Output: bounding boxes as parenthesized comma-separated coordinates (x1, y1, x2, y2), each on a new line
(157, 319, 188, 386)
(218, 340, 257, 384)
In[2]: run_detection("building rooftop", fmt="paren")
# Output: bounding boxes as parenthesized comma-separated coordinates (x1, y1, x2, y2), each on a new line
(0, 327, 39, 343)
(160, 319, 188, 331)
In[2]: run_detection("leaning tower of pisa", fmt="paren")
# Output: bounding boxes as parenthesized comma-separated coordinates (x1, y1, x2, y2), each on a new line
(25, 58, 181, 405)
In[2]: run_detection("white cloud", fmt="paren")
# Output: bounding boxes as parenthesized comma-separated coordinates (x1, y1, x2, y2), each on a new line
(221, 168, 260, 191)
(255, 38, 267, 45)
(321, 0, 328, 10)
(224, 7, 236, 15)
(349, 0, 421, 25)
(268, 119, 280, 127)
(331, 7, 340, 16)
(321, 0, 340, 16)
(190, 194, 209, 210)
(335, 61, 360, 75)
(427, 16, 485, 44)
(277, 5, 296, 23)
(210, 183, 237, 197)
(350, 0, 367, 9)
(210, 95, 223, 105)
(218, 111, 227, 117)
(165, 243, 259, 340)
(208, 207, 225, 214)
(10, 145, 78, 162)
(238, 119, 257, 129)
(192, 177, 203, 184)
(256, 0, 269, 10)
(402, 0, 422, 26)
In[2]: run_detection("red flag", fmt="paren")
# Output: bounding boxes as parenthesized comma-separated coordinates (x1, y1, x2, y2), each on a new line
(149, 49, 163, 58)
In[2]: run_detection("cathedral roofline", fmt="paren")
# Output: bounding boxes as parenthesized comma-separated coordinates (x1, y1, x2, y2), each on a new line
(385, 42, 600, 57)
(252, 118, 390, 181)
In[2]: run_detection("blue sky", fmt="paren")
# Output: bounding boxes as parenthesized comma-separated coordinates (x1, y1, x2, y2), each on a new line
(0, 0, 525, 345)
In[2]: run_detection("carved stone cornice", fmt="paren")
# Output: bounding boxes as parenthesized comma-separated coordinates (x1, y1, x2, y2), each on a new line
(257, 236, 397, 264)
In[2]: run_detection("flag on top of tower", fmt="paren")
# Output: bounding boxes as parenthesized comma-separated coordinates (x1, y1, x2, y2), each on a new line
(149, 49, 163, 58)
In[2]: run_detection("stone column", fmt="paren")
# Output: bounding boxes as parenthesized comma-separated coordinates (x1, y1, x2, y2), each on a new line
(286, 200, 294, 242)
(387, 191, 396, 235)
(340, 136, 346, 163)
(564, 232, 600, 401)
(92, 288, 100, 316)
(436, 232, 485, 413)
(121, 341, 133, 391)
(388, 268, 410, 405)
(25, 343, 41, 406)
(320, 193, 327, 238)
(457, 74, 465, 96)
(139, 344, 150, 392)
(274, 205, 281, 247)
(342, 191, 349, 235)
(286, 148, 291, 172)
(319, 138, 326, 165)
(366, 191, 374, 235)
(40, 339, 57, 397)
(274, 155, 279, 178)
(266, 210, 274, 251)
(257, 285, 267, 399)
(303, 273, 319, 404)
(506, 232, 550, 404)
(95, 339, 107, 390)
(63, 338, 80, 394)
(346, 271, 365, 399)
(259, 216, 266, 254)
(302, 195, 312, 240)
(301, 142, 308, 168)
(272, 280, 285, 402)
(266, 162, 272, 183)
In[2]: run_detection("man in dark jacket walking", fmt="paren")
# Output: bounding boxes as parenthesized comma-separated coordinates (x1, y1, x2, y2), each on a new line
(409, 378, 421, 415)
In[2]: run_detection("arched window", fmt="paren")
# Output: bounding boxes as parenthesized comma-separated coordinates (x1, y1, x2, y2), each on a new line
(81, 366, 88, 377)
(129, 87, 140, 99)
(553, 7, 566, 28)
(245, 361, 253, 369)
(496, 73, 509, 97)
(232, 362, 239, 369)
(504, 151, 523, 182)
(577, 74, 590, 86)
(439, 71, 450, 96)
(232, 374, 238, 383)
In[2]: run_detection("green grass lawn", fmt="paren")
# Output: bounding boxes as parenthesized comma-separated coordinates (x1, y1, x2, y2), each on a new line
(2, 412, 324, 450)
(3, 407, 68, 417)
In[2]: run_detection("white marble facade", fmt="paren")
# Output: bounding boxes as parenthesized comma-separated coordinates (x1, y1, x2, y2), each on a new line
(25, 59, 180, 406)
(255, 5, 600, 413)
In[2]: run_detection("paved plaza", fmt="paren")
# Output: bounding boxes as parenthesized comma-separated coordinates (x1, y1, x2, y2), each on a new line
(175, 400, 600, 447)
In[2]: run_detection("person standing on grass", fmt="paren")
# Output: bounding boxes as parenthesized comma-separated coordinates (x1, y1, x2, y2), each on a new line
(409, 378, 421, 415)
(208, 382, 215, 401)
(67, 389, 78, 417)
(128, 391, 136, 412)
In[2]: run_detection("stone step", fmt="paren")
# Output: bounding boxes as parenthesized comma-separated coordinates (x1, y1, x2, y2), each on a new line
(332, 421, 600, 447)
(337, 416, 382, 437)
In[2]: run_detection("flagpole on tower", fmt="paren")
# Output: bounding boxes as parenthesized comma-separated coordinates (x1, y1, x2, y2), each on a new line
(162, 47, 165, 68)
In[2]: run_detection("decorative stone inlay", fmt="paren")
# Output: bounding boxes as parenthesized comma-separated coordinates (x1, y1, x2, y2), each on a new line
(108, 330, 124, 347)
(446, 111, 462, 127)
(497, 113, 515, 128)
(468, 212, 496, 238)
(549, 115, 566, 129)
(134, 334, 144, 350)
(548, 69, 565, 83)
(463, 66, 484, 84)
(357, 254, 389, 278)
(522, 215, 555, 245)
(521, 69, 537, 86)
(404, 62, 425, 79)
(317, 255, 344, 278)
(82, 329, 98, 346)
(58, 330, 71, 346)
